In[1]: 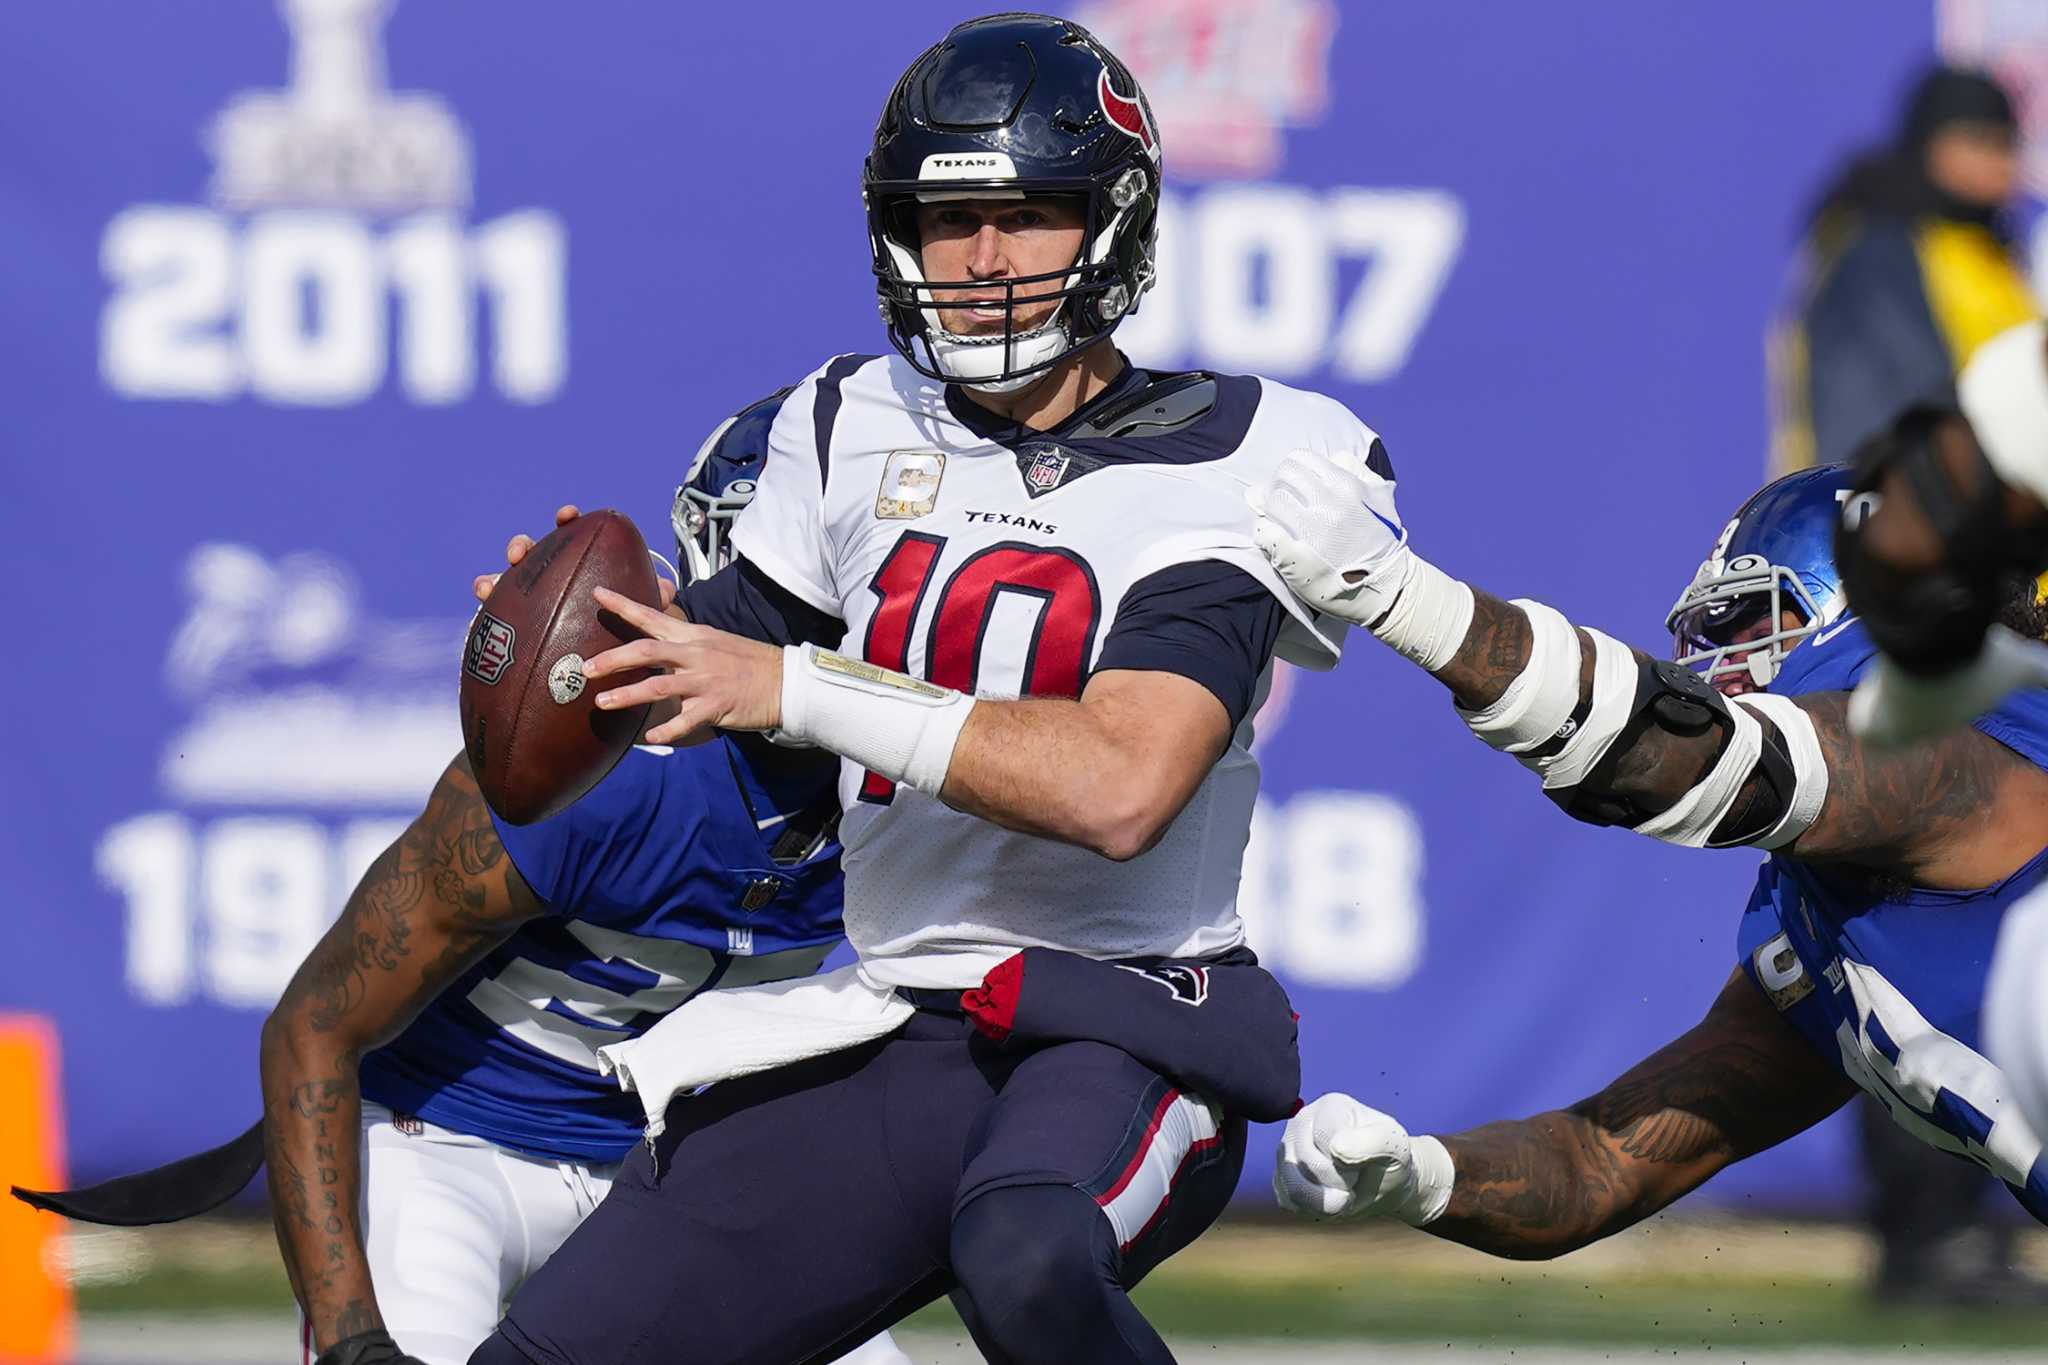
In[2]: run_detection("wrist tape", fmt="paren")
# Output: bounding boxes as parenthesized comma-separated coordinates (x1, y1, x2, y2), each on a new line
(1456, 599, 1581, 753)
(778, 644, 973, 795)
(1371, 552, 1476, 672)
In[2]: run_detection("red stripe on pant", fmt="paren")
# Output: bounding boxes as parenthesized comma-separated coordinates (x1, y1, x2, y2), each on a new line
(1119, 1132, 1223, 1252)
(1094, 1087, 1181, 1207)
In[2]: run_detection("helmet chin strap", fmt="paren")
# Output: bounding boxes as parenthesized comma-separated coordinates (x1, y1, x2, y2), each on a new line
(928, 314, 1073, 394)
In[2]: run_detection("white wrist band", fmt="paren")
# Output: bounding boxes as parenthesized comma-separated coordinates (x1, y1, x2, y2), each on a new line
(777, 644, 974, 795)
(1404, 1134, 1455, 1227)
(1371, 553, 1476, 672)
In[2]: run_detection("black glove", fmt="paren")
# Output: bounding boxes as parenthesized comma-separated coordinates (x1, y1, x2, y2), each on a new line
(314, 1329, 428, 1365)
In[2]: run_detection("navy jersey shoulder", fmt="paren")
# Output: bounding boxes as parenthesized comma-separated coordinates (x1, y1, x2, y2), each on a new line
(1739, 617, 2048, 1220)
(359, 736, 845, 1162)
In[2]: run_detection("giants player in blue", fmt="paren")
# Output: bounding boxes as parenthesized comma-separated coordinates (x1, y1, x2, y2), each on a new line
(1258, 451, 2048, 1250)
(259, 396, 907, 1365)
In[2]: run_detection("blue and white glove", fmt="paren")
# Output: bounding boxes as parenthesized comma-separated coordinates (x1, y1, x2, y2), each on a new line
(1273, 1092, 1454, 1226)
(1250, 449, 1473, 670)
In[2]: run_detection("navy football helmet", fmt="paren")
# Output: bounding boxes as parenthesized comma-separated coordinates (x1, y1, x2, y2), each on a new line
(673, 389, 790, 583)
(1668, 465, 1879, 690)
(864, 12, 1162, 392)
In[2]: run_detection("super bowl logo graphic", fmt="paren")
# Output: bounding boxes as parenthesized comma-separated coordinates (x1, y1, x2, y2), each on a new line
(100, 0, 566, 406)
(1079, 0, 1335, 181)
(1077, 0, 1464, 386)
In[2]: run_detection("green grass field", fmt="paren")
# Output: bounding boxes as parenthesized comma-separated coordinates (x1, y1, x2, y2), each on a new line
(66, 1211, 2048, 1354)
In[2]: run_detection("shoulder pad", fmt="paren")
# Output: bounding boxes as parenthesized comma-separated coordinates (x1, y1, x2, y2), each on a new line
(1067, 371, 1218, 440)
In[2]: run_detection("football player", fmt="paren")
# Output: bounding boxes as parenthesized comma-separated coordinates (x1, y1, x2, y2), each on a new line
(256, 397, 905, 1365)
(1254, 451, 2048, 1257)
(465, 14, 1359, 1365)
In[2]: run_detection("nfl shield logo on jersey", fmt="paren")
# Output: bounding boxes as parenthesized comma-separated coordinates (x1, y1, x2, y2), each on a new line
(1023, 445, 1072, 497)
(463, 612, 517, 685)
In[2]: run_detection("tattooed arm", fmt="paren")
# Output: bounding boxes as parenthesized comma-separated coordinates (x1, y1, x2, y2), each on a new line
(1429, 590, 2048, 888)
(259, 753, 543, 1352)
(1428, 968, 1855, 1259)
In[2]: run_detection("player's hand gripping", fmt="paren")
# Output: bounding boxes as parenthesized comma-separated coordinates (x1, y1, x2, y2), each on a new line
(1248, 446, 1414, 628)
(1273, 1092, 1454, 1225)
(583, 589, 783, 742)
(471, 504, 679, 612)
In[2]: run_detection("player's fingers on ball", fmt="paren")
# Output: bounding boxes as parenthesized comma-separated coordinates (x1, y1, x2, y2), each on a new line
(592, 586, 681, 637)
(473, 572, 500, 602)
(505, 533, 535, 565)
(645, 697, 717, 746)
(554, 504, 582, 527)
(586, 639, 678, 683)
(656, 577, 678, 608)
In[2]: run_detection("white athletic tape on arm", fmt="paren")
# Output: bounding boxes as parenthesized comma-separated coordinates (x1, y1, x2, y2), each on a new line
(777, 645, 974, 795)
(1958, 320, 2048, 506)
(1731, 692, 1829, 850)
(1371, 554, 1477, 673)
(1455, 599, 1581, 753)
(1631, 699, 1765, 847)
(1532, 629, 1639, 789)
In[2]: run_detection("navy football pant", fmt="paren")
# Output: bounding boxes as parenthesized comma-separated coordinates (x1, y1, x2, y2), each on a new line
(474, 1009, 1245, 1365)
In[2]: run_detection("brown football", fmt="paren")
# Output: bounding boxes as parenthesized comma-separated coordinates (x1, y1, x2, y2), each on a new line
(459, 510, 661, 825)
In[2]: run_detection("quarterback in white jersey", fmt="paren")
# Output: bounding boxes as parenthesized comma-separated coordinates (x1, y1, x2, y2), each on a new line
(473, 15, 1361, 1365)
(719, 348, 1349, 989)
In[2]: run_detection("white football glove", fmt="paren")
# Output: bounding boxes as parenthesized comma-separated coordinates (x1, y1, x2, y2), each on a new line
(1249, 446, 1413, 628)
(1250, 448, 1474, 670)
(1272, 1092, 1454, 1225)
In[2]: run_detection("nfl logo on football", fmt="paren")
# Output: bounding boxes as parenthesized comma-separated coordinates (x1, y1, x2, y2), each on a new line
(464, 614, 517, 686)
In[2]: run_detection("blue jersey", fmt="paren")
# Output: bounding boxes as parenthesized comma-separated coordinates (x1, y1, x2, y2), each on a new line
(360, 735, 845, 1162)
(1734, 618, 2048, 1220)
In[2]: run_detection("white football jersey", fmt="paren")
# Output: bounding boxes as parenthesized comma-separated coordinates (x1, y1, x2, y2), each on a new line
(733, 352, 1365, 988)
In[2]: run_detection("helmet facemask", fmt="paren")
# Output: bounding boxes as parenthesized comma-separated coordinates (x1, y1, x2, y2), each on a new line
(1666, 554, 1829, 690)
(867, 168, 1156, 393)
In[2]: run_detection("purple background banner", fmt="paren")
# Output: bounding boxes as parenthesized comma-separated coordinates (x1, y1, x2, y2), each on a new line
(0, 0, 1959, 1208)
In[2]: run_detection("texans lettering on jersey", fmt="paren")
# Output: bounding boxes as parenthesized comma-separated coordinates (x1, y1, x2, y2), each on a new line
(1735, 617, 2048, 1219)
(359, 737, 845, 1163)
(698, 352, 1353, 989)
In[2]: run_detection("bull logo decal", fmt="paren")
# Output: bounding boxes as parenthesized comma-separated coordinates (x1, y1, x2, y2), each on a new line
(1096, 68, 1159, 161)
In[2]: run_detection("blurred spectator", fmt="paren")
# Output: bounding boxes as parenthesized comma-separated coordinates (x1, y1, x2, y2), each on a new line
(1774, 64, 2045, 1308)
(1772, 66, 2035, 475)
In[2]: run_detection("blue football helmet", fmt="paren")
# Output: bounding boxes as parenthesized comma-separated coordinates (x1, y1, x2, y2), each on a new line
(672, 389, 790, 583)
(1667, 464, 1879, 690)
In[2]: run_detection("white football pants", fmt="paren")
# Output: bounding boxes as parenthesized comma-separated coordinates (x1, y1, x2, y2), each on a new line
(296, 1102, 912, 1365)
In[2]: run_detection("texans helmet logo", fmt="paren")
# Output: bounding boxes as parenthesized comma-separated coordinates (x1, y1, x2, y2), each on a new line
(1097, 68, 1158, 161)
